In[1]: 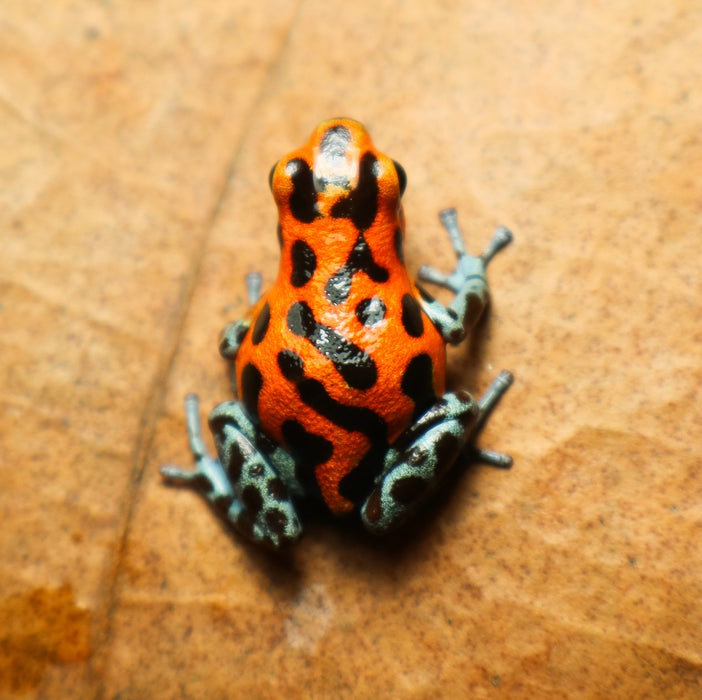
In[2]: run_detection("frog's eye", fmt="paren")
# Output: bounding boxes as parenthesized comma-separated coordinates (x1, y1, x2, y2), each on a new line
(268, 161, 279, 190)
(392, 160, 407, 196)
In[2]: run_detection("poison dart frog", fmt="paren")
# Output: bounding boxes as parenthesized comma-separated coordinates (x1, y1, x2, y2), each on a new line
(161, 118, 513, 549)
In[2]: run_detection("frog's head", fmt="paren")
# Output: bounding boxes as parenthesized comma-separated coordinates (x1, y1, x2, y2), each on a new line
(269, 118, 406, 232)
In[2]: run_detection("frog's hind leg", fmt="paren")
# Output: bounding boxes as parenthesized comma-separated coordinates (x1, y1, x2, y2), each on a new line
(360, 371, 513, 534)
(161, 394, 301, 549)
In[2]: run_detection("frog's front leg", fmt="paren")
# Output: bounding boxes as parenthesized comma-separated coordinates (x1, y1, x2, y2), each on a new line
(161, 394, 301, 549)
(418, 209, 513, 344)
(361, 371, 512, 534)
(219, 272, 263, 360)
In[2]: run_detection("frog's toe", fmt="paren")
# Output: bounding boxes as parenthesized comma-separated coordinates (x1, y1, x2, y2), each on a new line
(418, 264, 451, 288)
(480, 226, 513, 264)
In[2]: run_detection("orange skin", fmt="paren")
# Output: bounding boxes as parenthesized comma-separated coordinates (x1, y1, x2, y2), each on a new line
(234, 119, 446, 514)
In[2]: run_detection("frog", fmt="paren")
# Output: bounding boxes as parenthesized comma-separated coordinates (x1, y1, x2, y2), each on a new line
(161, 118, 513, 549)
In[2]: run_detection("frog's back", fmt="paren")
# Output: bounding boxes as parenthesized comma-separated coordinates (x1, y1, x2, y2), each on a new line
(235, 119, 446, 514)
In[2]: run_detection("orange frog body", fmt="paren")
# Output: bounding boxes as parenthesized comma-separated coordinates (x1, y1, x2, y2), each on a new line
(162, 118, 513, 548)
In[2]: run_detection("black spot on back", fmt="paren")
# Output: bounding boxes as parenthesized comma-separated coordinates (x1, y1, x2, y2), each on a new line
(286, 300, 315, 337)
(330, 151, 380, 232)
(282, 419, 333, 466)
(349, 233, 389, 282)
(279, 356, 389, 504)
(290, 239, 317, 287)
(241, 363, 263, 420)
(355, 296, 386, 326)
(292, 376, 387, 445)
(286, 301, 377, 389)
(287, 158, 318, 223)
(401, 353, 437, 419)
(251, 302, 270, 345)
(324, 233, 389, 305)
(401, 294, 424, 338)
(282, 419, 333, 492)
(277, 349, 305, 382)
(338, 447, 386, 504)
(324, 266, 352, 305)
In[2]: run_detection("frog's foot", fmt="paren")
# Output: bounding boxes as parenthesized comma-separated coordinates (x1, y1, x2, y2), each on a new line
(466, 369, 514, 468)
(161, 394, 301, 549)
(418, 209, 513, 345)
(360, 371, 513, 534)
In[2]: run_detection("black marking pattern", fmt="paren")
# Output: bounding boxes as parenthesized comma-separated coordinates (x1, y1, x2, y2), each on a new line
(287, 158, 319, 223)
(324, 233, 389, 305)
(219, 436, 244, 482)
(401, 353, 437, 419)
(401, 294, 424, 338)
(241, 363, 263, 420)
(241, 484, 263, 514)
(390, 475, 425, 504)
(265, 509, 289, 537)
(282, 419, 333, 492)
(290, 239, 317, 287)
(277, 348, 305, 381)
(206, 401, 302, 548)
(355, 296, 386, 327)
(251, 302, 270, 345)
(330, 151, 380, 232)
(416, 283, 436, 304)
(286, 301, 377, 390)
(434, 432, 463, 474)
(276, 347, 389, 504)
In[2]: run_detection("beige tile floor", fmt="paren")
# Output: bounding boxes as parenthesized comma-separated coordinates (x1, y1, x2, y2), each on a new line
(1, 1, 700, 698)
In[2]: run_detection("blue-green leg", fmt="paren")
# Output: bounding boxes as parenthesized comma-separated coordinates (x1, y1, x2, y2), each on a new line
(418, 209, 513, 344)
(219, 272, 262, 360)
(161, 394, 301, 549)
(361, 371, 513, 534)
